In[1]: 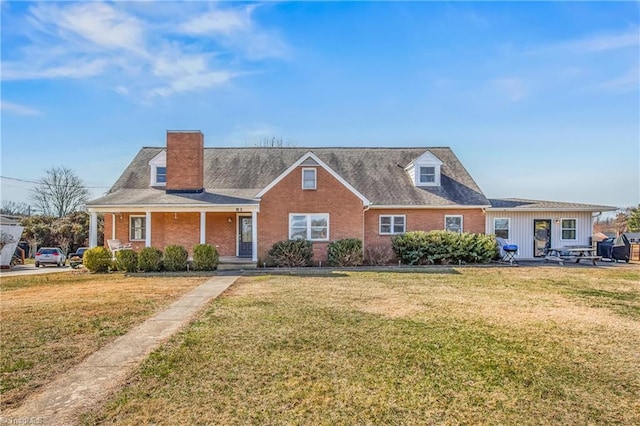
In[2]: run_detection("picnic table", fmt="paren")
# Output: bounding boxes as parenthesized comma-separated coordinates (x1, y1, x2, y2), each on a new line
(545, 247, 601, 266)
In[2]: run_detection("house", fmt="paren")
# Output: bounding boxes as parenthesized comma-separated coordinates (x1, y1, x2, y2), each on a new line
(85, 130, 616, 264)
(486, 199, 615, 259)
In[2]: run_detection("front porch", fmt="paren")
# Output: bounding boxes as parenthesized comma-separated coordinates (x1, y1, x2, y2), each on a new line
(87, 206, 259, 262)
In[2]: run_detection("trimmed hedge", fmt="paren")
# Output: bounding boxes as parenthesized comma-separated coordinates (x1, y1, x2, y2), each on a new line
(192, 244, 218, 271)
(163, 245, 188, 272)
(392, 230, 498, 265)
(268, 239, 313, 267)
(327, 238, 363, 267)
(83, 246, 112, 273)
(138, 247, 163, 272)
(116, 249, 138, 273)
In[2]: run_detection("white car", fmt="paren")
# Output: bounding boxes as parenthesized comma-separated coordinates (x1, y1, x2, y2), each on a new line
(35, 248, 67, 267)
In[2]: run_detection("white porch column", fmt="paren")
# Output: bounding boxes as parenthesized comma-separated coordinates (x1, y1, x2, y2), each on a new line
(111, 214, 116, 240)
(145, 211, 152, 247)
(89, 212, 98, 248)
(251, 210, 258, 262)
(200, 211, 206, 244)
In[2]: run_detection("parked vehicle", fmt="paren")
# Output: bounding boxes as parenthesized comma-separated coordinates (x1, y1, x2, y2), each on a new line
(69, 247, 89, 259)
(68, 247, 89, 268)
(34, 248, 67, 267)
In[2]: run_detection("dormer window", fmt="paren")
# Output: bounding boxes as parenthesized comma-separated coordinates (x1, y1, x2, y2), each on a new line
(405, 150, 443, 187)
(148, 150, 167, 187)
(155, 167, 167, 184)
(419, 166, 435, 184)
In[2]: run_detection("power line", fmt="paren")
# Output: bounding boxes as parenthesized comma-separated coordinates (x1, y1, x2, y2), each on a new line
(0, 176, 111, 189)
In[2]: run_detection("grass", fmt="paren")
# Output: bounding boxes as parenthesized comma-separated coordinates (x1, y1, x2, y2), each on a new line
(81, 266, 640, 425)
(0, 271, 208, 410)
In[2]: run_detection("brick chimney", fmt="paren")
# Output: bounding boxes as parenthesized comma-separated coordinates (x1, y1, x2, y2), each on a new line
(166, 130, 204, 193)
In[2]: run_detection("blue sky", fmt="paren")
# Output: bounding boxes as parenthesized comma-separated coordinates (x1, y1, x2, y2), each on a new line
(1, 1, 638, 209)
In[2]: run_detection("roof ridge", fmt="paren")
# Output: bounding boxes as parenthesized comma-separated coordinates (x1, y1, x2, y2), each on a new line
(141, 146, 453, 150)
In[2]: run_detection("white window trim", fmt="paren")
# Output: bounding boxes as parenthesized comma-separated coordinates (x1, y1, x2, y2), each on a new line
(149, 150, 167, 187)
(419, 166, 436, 185)
(152, 166, 167, 187)
(445, 215, 463, 233)
(379, 215, 406, 235)
(560, 218, 577, 241)
(289, 213, 329, 241)
(493, 217, 510, 239)
(302, 168, 317, 190)
(129, 215, 146, 241)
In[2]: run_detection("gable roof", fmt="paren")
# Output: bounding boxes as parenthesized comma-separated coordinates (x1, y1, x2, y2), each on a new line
(255, 151, 371, 205)
(488, 198, 616, 212)
(87, 147, 490, 208)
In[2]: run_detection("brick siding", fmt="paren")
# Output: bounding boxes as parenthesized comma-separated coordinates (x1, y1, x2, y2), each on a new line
(258, 165, 365, 263)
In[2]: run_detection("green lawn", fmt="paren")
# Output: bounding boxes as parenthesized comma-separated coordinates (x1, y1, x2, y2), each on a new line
(82, 267, 640, 425)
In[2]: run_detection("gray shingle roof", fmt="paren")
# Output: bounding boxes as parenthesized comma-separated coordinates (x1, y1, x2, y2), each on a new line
(488, 198, 616, 211)
(88, 147, 490, 207)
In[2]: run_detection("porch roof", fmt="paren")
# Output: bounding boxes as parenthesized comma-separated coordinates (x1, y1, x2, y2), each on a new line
(488, 198, 616, 212)
(87, 188, 259, 212)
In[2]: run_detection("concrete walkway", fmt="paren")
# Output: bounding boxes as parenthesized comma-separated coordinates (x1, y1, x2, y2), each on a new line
(1, 274, 239, 425)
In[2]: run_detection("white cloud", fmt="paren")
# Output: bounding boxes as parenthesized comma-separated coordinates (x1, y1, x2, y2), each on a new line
(530, 27, 639, 54)
(1, 1, 290, 99)
(181, 7, 253, 35)
(2, 59, 107, 80)
(1, 101, 41, 116)
(491, 78, 528, 102)
(30, 2, 144, 52)
(590, 66, 640, 94)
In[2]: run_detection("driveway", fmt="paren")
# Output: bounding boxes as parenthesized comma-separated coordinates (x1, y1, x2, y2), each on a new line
(0, 264, 71, 277)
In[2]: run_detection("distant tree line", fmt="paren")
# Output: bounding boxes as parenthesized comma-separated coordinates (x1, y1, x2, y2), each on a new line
(594, 205, 640, 235)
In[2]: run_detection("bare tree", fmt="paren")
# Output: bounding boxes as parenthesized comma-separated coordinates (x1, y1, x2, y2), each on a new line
(1, 200, 30, 216)
(246, 136, 296, 148)
(31, 166, 90, 218)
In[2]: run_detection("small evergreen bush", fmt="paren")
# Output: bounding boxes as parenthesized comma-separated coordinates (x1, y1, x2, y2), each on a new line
(83, 246, 112, 273)
(327, 238, 363, 266)
(268, 239, 313, 267)
(392, 231, 497, 265)
(192, 244, 218, 271)
(116, 249, 138, 273)
(163, 245, 188, 272)
(138, 247, 163, 272)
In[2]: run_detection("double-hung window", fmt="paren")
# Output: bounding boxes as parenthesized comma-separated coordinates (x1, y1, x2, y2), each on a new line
(379, 215, 405, 235)
(155, 166, 167, 184)
(561, 219, 577, 240)
(445, 215, 463, 233)
(302, 168, 317, 190)
(289, 214, 329, 241)
(419, 166, 436, 184)
(493, 218, 509, 239)
(130, 216, 146, 241)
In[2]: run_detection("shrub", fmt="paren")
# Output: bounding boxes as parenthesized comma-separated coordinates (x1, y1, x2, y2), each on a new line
(364, 244, 394, 266)
(138, 247, 163, 272)
(392, 231, 498, 265)
(327, 238, 363, 267)
(192, 243, 219, 271)
(83, 246, 112, 273)
(268, 239, 313, 267)
(391, 231, 431, 265)
(116, 249, 138, 273)
(163, 245, 188, 272)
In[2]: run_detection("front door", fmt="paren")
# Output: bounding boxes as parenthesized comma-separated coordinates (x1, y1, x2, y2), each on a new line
(533, 219, 552, 257)
(238, 216, 252, 257)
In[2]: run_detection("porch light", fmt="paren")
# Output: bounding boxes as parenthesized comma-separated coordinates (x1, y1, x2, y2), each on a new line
(227, 217, 233, 223)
